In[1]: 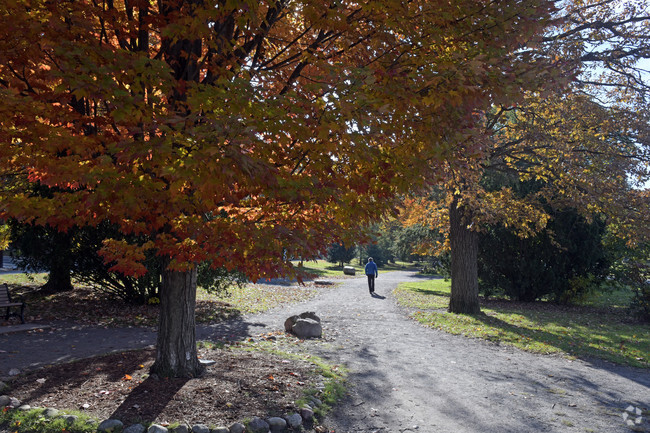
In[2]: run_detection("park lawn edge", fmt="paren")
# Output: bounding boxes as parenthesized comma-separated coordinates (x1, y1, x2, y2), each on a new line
(394, 279, 649, 369)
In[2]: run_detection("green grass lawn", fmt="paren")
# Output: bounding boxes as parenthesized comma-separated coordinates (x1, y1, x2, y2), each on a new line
(395, 279, 649, 368)
(1, 272, 318, 327)
(0, 272, 48, 286)
(293, 259, 416, 278)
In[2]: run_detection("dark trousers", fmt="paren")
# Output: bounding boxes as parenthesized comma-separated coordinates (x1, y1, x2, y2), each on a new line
(367, 275, 375, 292)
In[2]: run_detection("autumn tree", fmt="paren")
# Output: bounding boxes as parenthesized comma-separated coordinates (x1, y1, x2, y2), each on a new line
(0, 0, 560, 376)
(403, 0, 650, 314)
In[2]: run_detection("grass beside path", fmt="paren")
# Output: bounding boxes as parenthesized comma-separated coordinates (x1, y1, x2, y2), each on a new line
(1, 273, 320, 327)
(293, 259, 415, 278)
(395, 279, 649, 369)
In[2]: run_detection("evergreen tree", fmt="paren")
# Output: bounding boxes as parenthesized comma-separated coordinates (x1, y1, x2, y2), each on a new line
(478, 209, 609, 303)
(326, 243, 357, 268)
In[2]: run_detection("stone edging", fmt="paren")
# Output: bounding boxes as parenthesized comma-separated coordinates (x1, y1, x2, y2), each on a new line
(0, 394, 327, 433)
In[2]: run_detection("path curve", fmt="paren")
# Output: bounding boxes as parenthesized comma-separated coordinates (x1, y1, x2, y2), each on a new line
(2, 271, 649, 432)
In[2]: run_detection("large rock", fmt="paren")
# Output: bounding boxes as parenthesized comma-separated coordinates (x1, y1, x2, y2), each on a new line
(292, 318, 322, 338)
(43, 408, 60, 418)
(284, 312, 320, 332)
(285, 312, 322, 338)
(61, 415, 79, 426)
(343, 266, 356, 275)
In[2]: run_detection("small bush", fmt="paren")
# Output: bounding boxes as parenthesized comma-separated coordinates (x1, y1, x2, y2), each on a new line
(630, 281, 650, 321)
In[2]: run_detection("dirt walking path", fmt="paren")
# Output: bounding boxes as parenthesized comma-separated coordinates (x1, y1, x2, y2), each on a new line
(2, 271, 648, 432)
(233, 271, 649, 433)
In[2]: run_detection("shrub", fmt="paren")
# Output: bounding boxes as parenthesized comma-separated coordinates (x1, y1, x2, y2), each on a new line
(478, 210, 609, 302)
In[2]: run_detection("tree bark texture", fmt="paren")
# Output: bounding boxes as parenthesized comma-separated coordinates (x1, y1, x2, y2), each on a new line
(42, 266, 73, 293)
(448, 196, 481, 314)
(151, 259, 204, 378)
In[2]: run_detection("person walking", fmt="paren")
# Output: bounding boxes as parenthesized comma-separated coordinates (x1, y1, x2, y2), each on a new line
(365, 257, 378, 294)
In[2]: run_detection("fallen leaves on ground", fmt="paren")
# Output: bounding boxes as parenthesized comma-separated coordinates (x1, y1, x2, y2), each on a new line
(7, 344, 318, 426)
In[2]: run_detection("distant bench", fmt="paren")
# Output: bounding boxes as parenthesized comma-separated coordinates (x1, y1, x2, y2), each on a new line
(1, 283, 25, 324)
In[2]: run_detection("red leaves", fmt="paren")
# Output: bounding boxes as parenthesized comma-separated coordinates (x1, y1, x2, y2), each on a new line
(99, 240, 152, 278)
(0, 0, 568, 285)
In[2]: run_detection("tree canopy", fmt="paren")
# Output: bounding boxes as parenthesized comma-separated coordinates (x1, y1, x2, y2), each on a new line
(0, 0, 563, 375)
(0, 0, 561, 279)
(400, 0, 650, 313)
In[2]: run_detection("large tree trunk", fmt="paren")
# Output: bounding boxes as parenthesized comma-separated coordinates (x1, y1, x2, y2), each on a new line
(42, 266, 73, 293)
(448, 196, 481, 314)
(42, 231, 74, 293)
(151, 259, 204, 378)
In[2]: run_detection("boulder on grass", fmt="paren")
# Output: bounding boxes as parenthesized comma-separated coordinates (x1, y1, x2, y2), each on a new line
(343, 266, 356, 275)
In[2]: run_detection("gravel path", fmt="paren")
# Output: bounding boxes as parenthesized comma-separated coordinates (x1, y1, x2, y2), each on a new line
(2, 271, 649, 432)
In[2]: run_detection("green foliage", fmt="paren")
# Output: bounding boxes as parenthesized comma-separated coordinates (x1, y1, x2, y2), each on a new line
(605, 239, 650, 321)
(9, 221, 75, 292)
(8, 220, 245, 304)
(631, 281, 650, 322)
(392, 224, 442, 263)
(418, 252, 450, 278)
(8, 220, 161, 303)
(0, 408, 98, 433)
(395, 279, 649, 368)
(0, 272, 48, 286)
(196, 262, 247, 295)
(325, 243, 357, 268)
(361, 244, 385, 267)
(478, 209, 610, 303)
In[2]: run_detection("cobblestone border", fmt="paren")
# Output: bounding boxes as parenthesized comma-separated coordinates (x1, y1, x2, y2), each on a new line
(0, 394, 327, 433)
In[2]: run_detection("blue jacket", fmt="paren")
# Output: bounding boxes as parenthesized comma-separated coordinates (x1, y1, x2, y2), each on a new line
(365, 261, 378, 276)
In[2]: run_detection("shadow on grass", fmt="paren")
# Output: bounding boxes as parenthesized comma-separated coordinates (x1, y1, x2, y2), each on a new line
(403, 285, 649, 372)
(471, 312, 650, 385)
(406, 286, 451, 298)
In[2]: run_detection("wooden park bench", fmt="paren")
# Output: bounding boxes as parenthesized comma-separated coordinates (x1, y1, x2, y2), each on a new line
(1, 283, 25, 324)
